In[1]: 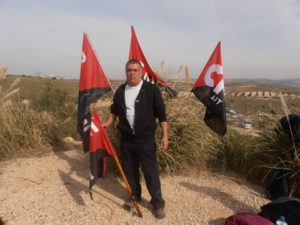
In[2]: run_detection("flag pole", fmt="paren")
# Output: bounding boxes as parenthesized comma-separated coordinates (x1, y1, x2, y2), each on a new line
(89, 107, 142, 217)
(112, 155, 143, 218)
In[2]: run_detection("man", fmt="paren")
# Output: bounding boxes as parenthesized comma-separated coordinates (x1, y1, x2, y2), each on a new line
(104, 59, 168, 219)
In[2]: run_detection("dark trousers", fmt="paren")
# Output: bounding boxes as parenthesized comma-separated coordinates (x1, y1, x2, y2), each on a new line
(120, 136, 165, 209)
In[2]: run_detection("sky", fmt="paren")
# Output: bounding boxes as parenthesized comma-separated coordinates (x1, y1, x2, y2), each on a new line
(1, 0, 300, 80)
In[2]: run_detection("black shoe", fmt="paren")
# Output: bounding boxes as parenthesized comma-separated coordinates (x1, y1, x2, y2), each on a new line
(153, 207, 166, 219)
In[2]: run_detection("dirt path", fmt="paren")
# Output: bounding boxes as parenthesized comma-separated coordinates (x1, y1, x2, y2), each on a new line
(0, 149, 270, 225)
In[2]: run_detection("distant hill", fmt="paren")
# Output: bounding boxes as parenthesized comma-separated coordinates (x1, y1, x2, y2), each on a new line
(6, 74, 300, 87)
(225, 78, 300, 87)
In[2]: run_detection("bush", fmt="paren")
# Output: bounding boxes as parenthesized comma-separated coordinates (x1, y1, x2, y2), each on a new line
(216, 131, 263, 177)
(31, 82, 78, 147)
(0, 82, 79, 160)
(1, 78, 299, 197)
(0, 103, 52, 159)
(215, 114, 300, 197)
(32, 82, 74, 118)
(156, 95, 221, 172)
(258, 123, 300, 196)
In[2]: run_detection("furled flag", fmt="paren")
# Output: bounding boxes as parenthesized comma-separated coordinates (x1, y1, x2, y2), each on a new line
(78, 32, 112, 153)
(89, 108, 117, 199)
(191, 42, 227, 136)
(129, 25, 177, 97)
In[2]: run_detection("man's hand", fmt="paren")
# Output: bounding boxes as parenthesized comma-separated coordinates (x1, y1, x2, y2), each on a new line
(102, 122, 110, 128)
(160, 135, 169, 151)
(103, 113, 115, 128)
(159, 121, 169, 151)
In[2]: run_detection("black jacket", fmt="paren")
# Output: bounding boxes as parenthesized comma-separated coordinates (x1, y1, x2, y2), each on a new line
(280, 114, 300, 143)
(111, 81, 167, 139)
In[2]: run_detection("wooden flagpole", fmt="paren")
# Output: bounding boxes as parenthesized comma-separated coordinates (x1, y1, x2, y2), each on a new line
(112, 155, 143, 218)
(89, 107, 142, 217)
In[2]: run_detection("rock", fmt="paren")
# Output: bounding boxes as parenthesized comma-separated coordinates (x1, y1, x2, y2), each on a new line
(244, 92, 251, 97)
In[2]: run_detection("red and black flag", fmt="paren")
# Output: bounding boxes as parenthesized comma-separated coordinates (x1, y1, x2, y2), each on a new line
(129, 25, 177, 97)
(191, 42, 227, 136)
(78, 32, 112, 153)
(89, 108, 117, 199)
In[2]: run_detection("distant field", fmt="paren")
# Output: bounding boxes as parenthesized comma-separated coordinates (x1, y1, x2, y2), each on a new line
(4, 75, 300, 116)
(5, 75, 299, 96)
(4, 76, 79, 99)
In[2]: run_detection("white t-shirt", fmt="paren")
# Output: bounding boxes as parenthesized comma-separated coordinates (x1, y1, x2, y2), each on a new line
(125, 80, 143, 131)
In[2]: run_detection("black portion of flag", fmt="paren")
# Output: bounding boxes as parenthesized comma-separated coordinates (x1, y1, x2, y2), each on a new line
(192, 86, 227, 136)
(77, 87, 111, 153)
(89, 150, 108, 200)
(165, 86, 177, 98)
(79, 112, 91, 153)
(143, 76, 177, 98)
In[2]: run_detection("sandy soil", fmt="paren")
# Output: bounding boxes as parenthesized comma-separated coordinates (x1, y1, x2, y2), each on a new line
(0, 149, 270, 225)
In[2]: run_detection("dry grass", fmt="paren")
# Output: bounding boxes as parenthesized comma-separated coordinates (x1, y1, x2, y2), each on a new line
(0, 66, 8, 81)
(0, 103, 52, 159)
(0, 78, 78, 160)
(157, 95, 221, 172)
(0, 75, 299, 196)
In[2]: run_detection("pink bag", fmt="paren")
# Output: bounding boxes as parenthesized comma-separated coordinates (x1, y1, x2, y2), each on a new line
(225, 213, 274, 225)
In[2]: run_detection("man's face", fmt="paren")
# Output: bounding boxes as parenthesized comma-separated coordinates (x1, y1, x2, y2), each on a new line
(126, 63, 143, 86)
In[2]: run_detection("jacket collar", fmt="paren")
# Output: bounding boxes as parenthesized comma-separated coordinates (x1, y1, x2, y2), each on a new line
(120, 81, 147, 107)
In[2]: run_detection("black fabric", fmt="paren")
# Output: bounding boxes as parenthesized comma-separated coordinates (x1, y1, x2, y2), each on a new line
(192, 86, 227, 136)
(164, 86, 177, 98)
(259, 196, 300, 225)
(77, 87, 111, 153)
(111, 81, 167, 140)
(280, 114, 300, 144)
(78, 111, 91, 153)
(266, 169, 289, 200)
(204, 109, 227, 136)
(120, 136, 165, 209)
(89, 150, 107, 200)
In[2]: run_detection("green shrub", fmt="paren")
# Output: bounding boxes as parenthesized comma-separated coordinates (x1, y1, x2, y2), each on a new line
(32, 82, 74, 118)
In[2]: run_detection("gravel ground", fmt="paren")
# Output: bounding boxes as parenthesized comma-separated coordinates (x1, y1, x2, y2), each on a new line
(0, 149, 270, 225)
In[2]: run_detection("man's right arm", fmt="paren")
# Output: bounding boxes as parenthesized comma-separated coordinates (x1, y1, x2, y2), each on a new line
(103, 91, 118, 128)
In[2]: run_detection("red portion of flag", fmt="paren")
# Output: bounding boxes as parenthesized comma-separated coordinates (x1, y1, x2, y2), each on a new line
(78, 32, 112, 153)
(192, 42, 224, 95)
(89, 108, 116, 157)
(129, 26, 167, 87)
(191, 42, 227, 136)
(80, 32, 112, 91)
